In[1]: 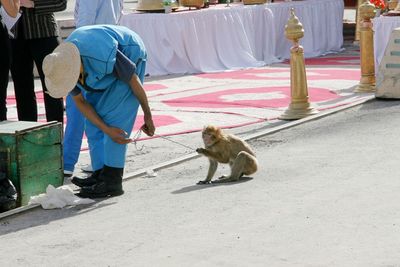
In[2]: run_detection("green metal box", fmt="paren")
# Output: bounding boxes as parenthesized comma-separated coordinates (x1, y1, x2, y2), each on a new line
(0, 121, 63, 206)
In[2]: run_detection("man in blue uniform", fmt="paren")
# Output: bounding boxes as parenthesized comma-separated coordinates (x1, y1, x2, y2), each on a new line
(63, 0, 125, 177)
(43, 25, 155, 198)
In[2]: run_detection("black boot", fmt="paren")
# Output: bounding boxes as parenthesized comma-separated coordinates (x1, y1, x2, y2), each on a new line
(71, 169, 102, 187)
(77, 165, 124, 198)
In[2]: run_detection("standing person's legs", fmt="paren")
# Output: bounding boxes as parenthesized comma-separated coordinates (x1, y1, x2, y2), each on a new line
(10, 38, 37, 121)
(31, 37, 64, 123)
(0, 25, 10, 121)
(64, 94, 85, 173)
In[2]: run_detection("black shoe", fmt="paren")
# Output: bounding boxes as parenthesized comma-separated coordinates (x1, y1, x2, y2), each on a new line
(71, 169, 102, 187)
(77, 165, 124, 198)
(77, 182, 124, 198)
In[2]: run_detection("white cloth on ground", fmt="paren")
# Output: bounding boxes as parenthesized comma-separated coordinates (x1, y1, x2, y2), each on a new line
(29, 185, 95, 209)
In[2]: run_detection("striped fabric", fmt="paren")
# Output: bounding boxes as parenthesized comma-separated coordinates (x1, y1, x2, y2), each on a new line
(16, 0, 67, 39)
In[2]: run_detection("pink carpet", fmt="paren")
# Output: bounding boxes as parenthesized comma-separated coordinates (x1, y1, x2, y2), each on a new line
(5, 56, 367, 149)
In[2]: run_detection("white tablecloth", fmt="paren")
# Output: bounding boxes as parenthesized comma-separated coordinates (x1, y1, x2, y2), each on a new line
(372, 16, 400, 72)
(120, 0, 344, 76)
(121, 4, 277, 76)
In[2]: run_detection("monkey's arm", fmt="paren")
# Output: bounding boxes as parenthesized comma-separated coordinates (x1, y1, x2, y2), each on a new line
(196, 148, 226, 163)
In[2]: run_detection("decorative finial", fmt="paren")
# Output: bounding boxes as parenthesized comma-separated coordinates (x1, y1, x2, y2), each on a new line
(359, 0, 376, 21)
(284, 8, 304, 45)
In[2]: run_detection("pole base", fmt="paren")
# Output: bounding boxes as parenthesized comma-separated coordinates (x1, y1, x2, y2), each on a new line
(279, 104, 319, 120)
(355, 83, 376, 93)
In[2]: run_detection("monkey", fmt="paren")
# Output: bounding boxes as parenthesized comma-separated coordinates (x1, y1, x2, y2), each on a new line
(196, 125, 258, 184)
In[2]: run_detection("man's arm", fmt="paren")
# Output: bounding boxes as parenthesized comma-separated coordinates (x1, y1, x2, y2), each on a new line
(128, 74, 155, 136)
(112, 50, 155, 137)
(72, 92, 133, 144)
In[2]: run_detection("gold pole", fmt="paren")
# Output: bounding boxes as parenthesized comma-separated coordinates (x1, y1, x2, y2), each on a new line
(279, 8, 318, 120)
(355, 0, 376, 92)
(355, 0, 363, 42)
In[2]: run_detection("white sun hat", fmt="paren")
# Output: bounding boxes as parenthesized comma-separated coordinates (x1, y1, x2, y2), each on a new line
(43, 42, 81, 98)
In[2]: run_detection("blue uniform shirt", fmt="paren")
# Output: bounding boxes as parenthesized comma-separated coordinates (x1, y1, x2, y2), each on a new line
(70, 50, 137, 96)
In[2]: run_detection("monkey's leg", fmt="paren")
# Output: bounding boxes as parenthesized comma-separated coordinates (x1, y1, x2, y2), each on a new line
(213, 152, 256, 183)
(213, 157, 245, 183)
(197, 159, 218, 184)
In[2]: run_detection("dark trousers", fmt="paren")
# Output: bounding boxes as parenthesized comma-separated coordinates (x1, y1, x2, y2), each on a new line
(10, 36, 64, 123)
(0, 23, 10, 121)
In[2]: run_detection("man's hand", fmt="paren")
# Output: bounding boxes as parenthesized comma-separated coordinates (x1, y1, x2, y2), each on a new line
(141, 115, 155, 136)
(106, 127, 132, 144)
(20, 0, 34, 8)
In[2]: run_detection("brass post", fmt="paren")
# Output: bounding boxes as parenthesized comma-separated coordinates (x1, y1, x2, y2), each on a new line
(279, 8, 318, 120)
(355, 0, 363, 42)
(355, 0, 376, 92)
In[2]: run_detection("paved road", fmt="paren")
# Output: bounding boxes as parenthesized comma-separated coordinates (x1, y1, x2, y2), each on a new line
(1, 99, 400, 266)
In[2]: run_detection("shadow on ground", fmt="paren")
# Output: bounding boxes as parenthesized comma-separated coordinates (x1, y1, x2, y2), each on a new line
(171, 177, 254, 194)
(0, 199, 113, 236)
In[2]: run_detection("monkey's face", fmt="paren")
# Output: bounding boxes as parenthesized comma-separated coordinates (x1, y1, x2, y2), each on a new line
(202, 132, 214, 147)
(202, 125, 220, 147)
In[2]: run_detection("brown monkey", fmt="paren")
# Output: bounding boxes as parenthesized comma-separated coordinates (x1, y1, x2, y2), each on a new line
(196, 125, 258, 184)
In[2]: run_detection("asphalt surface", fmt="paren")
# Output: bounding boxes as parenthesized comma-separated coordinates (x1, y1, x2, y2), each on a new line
(1, 98, 400, 266)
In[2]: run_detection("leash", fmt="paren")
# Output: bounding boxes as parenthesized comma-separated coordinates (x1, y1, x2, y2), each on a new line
(131, 129, 145, 151)
(131, 129, 196, 151)
(157, 135, 196, 151)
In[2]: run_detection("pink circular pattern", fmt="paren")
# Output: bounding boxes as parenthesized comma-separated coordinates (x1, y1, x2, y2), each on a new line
(163, 86, 340, 109)
(197, 68, 360, 81)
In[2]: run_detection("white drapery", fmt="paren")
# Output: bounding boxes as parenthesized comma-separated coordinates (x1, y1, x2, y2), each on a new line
(120, 0, 344, 76)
